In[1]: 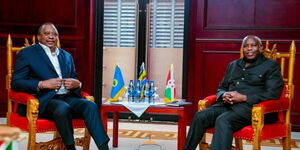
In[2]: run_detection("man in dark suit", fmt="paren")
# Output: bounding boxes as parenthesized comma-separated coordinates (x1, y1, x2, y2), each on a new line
(11, 22, 109, 150)
(184, 35, 284, 150)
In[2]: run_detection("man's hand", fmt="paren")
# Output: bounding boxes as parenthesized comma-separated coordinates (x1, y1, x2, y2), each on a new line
(38, 78, 63, 90)
(222, 92, 232, 104)
(62, 78, 81, 90)
(222, 91, 247, 104)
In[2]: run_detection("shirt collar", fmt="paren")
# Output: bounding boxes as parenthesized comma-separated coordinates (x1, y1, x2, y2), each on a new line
(239, 53, 265, 68)
(39, 43, 59, 56)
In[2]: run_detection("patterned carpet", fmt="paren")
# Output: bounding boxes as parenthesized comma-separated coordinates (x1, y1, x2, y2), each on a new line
(74, 129, 300, 148)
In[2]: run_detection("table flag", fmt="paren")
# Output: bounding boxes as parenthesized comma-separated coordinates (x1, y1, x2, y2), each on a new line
(164, 64, 176, 103)
(108, 64, 125, 102)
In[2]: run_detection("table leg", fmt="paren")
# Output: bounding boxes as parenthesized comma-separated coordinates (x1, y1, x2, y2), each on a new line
(113, 111, 119, 147)
(101, 109, 108, 132)
(178, 109, 187, 150)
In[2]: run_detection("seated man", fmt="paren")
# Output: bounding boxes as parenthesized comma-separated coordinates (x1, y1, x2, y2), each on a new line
(184, 35, 284, 150)
(11, 22, 109, 150)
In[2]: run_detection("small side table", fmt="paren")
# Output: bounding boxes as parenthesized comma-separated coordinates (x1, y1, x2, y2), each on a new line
(101, 103, 190, 150)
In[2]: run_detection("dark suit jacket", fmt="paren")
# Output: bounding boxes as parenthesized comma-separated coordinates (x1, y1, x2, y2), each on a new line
(213, 54, 284, 120)
(11, 44, 82, 115)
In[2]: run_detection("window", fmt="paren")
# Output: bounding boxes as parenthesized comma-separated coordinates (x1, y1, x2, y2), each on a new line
(103, 0, 185, 100)
(104, 0, 184, 48)
(149, 0, 184, 48)
(104, 0, 137, 47)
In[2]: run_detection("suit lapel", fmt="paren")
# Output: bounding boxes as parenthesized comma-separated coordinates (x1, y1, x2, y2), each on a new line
(36, 44, 57, 74)
(57, 49, 67, 78)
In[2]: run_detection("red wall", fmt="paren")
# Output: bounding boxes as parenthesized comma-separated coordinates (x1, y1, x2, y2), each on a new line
(187, 0, 300, 131)
(0, 0, 95, 116)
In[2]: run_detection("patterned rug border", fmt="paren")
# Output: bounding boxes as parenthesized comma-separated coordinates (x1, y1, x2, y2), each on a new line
(38, 128, 300, 148)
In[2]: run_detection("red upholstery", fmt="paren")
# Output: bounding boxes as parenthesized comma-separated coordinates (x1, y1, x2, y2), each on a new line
(8, 89, 88, 132)
(9, 90, 35, 105)
(203, 124, 286, 141)
(9, 113, 86, 133)
(233, 123, 287, 141)
(203, 95, 217, 106)
(201, 89, 289, 142)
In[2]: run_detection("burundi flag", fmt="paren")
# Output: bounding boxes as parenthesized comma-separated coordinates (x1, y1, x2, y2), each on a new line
(108, 65, 126, 102)
(138, 62, 147, 99)
(164, 64, 176, 103)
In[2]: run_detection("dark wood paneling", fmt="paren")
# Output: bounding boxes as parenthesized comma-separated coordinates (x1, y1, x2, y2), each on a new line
(0, 0, 95, 117)
(32, 0, 76, 25)
(205, 0, 300, 29)
(0, 0, 32, 23)
(197, 0, 300, 38)
(203, 52, 238, 96)
(206, 0, 254, 27)
(255, 0, 300, 27)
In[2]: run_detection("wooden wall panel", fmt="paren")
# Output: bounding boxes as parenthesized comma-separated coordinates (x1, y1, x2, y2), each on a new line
(0, 0, 32, 23)
(255, 0, 300, 27)
(188, 0, 300, 131)
(0, 0, 95, 116)
(32, 0, 76, 25)
(206, 0, 254, 27)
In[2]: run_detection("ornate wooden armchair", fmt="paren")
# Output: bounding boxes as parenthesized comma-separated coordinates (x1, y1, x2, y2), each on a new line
(6, 34, 92, 150)
(198, 41, 296, 150)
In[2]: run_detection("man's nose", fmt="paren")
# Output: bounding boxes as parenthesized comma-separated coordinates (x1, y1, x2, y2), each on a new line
(48, 33, 55, 39)
(48, 34, 54, 38)
(246, 45, 252, 50)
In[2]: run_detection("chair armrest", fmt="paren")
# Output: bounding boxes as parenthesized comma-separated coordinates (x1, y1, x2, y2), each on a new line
(251, 97, 290, 140)
(80, 91, 94, 102)
(8, 90, 36, 105)
(256, 97, 289, 114)
(251, 106, 264, 137)
(198, 95, 217, 111)
(8, 90, 39, 122)
(26, 98, 39, 120)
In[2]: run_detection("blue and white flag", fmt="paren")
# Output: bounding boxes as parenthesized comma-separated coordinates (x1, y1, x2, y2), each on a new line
(108, 65, 125, 102)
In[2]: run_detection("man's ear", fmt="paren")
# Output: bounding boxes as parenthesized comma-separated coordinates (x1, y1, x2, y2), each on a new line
(259, 44, 263, 51)
(37, 34, 41, 42)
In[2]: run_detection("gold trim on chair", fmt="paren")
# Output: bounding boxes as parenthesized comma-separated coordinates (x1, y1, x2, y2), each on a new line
(6, 35, 92, 150)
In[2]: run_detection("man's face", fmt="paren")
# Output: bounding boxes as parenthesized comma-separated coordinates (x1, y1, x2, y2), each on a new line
(37, 24, 58, 50)
(242, 37, 262, 61)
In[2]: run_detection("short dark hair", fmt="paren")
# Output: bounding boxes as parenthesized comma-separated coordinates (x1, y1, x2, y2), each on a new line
(37, 22, 58, 35)
(242, 35, 262, 46)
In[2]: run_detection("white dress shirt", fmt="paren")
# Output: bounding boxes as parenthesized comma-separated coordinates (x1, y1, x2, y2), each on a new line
(39, 43, 69, 94)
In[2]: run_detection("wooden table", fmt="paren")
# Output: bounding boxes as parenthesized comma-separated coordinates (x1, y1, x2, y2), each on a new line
(101, 103, 189, 150)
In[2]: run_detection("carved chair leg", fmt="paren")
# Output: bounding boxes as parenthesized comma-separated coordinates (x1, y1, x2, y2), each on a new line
(282, 137, 291, 150)
(252, 138, 261, 150)
(53, 131, 61, 139)
(28, 129, 37, 150)
(234, 138, 243, 150)
(283, 124, 291, 150)
(83, 128, 91, 150)
(199, 133, 209, 150)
